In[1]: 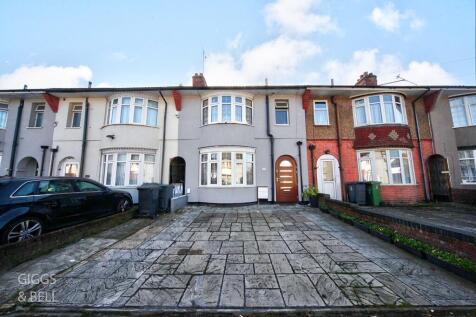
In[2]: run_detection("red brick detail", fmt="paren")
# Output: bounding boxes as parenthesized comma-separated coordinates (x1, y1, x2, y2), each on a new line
(355, 72, 378, 86)
(302, 89, 311, 111)
(354, 125, 413, 149)
(172, 90, 182, 112)
(43, 93, 59, 113)
(423, 90, 440, 113)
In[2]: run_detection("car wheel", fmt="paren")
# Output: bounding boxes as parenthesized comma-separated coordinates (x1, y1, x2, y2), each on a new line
(2, 218, 43, 244)
(116, 198, 131, 213)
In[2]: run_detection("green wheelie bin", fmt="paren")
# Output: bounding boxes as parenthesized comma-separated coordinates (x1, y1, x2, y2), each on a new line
(365, 181, 381, 206)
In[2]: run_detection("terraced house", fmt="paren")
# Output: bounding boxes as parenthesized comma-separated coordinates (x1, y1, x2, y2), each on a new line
(0, 72, 475, 205)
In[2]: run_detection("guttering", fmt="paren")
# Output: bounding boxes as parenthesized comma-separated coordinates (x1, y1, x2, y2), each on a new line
(159, 90, 168, 184)
(331, 96, 345, 201)
(412, 88, 431, 201)
(265, 94, 275, 203)
(79, 82, 92, 177)
(8, 86, 27, 176)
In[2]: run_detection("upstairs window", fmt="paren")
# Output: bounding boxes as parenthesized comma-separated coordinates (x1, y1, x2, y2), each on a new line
(29, 103, 45, 128)
(0, 103, 7, 129)
(201, 95, 253, 125)
(67, 104, 83, 128)
(107, 97, 159, 126)
(275, 100, 289, 125)
(450, 96, 476, 128)
(353, 94, 406, 127)
(313, 101, 329, 125)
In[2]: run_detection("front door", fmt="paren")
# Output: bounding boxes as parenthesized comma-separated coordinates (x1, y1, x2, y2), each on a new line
(317, 155, 341, 200)
(275, 156, 298, 203)
(428, 154, 451, 201)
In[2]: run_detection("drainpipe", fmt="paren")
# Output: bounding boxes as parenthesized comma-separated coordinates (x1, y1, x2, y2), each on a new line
(331, 96, 345, 201)
(265, 94, 275, 203)
(79, 81, 92, 177)
(308, 144, 316, 186)
(296, 141, 304, 203)
(8, 85, 27, 176)
(48, 146, 58, 176)
(159, 90, 168, 184)
(412, 88, 431, 201)
(39, 145, 49, 176)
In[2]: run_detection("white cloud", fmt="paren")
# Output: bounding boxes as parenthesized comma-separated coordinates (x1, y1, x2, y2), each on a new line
(204, 36, 320, 85)
(227, 33, 243, 50)
(370, 2, 424, 32)
(265, 0, 338, 35)
(324, 49, 458, 85)
(96, 82, 113, 88)
(0, 65, 93, 89)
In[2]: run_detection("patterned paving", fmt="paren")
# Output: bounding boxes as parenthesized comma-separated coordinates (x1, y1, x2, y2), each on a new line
(37, 205, 476, 308)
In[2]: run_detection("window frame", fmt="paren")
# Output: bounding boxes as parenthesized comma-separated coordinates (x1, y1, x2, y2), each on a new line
(106, 96, 159, 127)
(201, 94, 253, 126)
(0, 103, 8, 129)
(313, 100, 330, 125)
(274, 99, 290, 126)
(458, 149, 476, 184)
(61, 161, 80, 177)
(352, 94, 407, 127)
(449, 95, 476, 128)
(67, 103, 83, 128)
(101, 152, 156, 187)
(356, 148, 415, 185)
(29, 103, 46, 128)
(199, 147, 256, 187)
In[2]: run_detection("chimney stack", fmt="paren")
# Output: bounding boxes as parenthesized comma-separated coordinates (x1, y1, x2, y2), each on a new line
(192, 73, 207, 87)
(355, 72, 378, 86)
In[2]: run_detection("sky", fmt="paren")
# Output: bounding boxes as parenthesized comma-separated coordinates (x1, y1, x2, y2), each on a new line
(0, 0, 474, 88)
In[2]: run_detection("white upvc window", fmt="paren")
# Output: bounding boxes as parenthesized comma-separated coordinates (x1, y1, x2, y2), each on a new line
(458, 149, 476, 184)
(313, 100, 329, 125)
(201, 95, 253, 125)
(352, 94, 406, 127)
(0, 103, 7, 129)
(101, 152, 156, 187)
(275, 100, 289, 125)
(67, 104, 83, 128)
(450, 96, 476, 128)
(107, 96, 159, 126)
(357, 149, 415, 185)
(199, 147, 255, 187)
(29, 103, 45, 128)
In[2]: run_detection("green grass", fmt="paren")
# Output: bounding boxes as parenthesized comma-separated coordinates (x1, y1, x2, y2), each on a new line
(331, 208, 476, 274)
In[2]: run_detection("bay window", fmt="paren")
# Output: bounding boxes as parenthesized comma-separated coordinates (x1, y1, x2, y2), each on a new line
(107, 96, 159, 126)
(101, 152, 156, 186)
(459, 149, 476, 184)
(357, 149, 414, 185)
(353, 94, 406, 126)
(201, 95, 253, 125)
(200, 147, 255, 187)
(450, 96, 476, 128)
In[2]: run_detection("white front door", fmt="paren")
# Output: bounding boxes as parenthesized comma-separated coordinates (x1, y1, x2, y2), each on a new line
(317, 155, 342, 200)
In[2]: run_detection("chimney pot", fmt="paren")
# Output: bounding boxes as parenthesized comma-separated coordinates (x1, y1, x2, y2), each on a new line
(355, 72, 378, 86)
(192, 73, 207, 87)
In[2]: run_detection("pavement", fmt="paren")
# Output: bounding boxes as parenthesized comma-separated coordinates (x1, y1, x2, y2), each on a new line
(1, 204, 476, 313)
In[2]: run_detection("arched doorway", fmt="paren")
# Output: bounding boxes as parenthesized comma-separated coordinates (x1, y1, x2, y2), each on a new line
(275, 155, 298, 203)
(169, 156, 186, 195)
(317, 154, 342, 200)
(16, 157, 39, 177)
(428, 154, 451, 201)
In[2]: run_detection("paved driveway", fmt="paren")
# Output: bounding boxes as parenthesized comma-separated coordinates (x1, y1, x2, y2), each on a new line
(33, 205, 476, 309)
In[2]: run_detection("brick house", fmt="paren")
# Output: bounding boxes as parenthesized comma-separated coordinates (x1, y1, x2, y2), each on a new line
(304, 73, 434, 204)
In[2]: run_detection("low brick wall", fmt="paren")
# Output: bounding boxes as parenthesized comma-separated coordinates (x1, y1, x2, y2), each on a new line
(453, 188, 476, 205)
(0, 208, 137, 273)
(325, 199, 476, 262)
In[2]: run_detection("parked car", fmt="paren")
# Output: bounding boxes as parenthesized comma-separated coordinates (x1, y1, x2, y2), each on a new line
(0, 177, 133, 244)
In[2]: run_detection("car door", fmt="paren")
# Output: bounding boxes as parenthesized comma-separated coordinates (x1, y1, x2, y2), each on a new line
(74, 180, 114, 217)
(34, 179, 84, 226)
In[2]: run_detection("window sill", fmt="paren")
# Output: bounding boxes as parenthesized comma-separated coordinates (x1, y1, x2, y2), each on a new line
(101, 124, 160, 129)
(453, 124, 476, 129)
(199, 185, 256, 188)
(354, 123, 409, 128)
(314, 123, 330, 126)
(66, 127, 81, 129)
(275, 123, 290, 126)
(26, 126, 43, 129)
(461, 182, 476, 185)
(202, 122, 252, 127)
